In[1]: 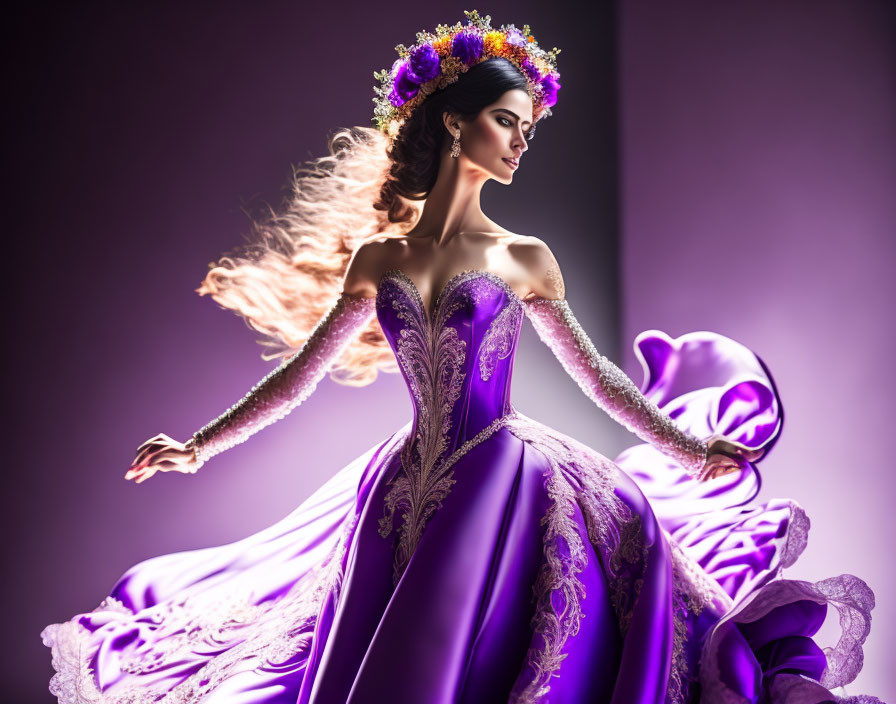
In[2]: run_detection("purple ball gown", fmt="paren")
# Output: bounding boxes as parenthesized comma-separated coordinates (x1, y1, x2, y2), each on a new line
(42, 269, 883, 703)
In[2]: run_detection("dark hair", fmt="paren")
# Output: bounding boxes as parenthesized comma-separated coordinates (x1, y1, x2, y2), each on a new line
(373, 57, 530, 224)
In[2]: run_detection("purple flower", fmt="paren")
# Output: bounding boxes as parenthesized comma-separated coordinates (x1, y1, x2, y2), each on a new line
(389, 61, 421, 106)
(519, 59, 541, 84)
(388, 87, 408, 107)
(409, 44, 440, 83)
(541, 73, 561, 107)
(451, 30, 484, 66)
(505, 28, 527, 47)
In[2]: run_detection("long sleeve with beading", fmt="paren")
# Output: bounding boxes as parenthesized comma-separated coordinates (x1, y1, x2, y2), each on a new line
(523, 296, 709, 477)
(189, 292, 377, 465)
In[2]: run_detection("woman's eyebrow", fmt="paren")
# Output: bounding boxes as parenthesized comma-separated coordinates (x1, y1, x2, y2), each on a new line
(490, 108, 532, 128)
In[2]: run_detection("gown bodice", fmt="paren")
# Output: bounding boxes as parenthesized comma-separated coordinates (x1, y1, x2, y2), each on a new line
(376, 268, 525, 459)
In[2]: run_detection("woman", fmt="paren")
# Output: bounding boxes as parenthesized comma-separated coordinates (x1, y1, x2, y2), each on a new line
(41, 11, 882, 704)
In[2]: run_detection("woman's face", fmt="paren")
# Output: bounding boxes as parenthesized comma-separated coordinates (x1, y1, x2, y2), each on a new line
(449, 88, 534, 185)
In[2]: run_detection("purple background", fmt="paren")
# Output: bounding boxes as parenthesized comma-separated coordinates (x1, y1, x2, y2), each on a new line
(6, 1, 892, 701)
(618, 2, 894, 699)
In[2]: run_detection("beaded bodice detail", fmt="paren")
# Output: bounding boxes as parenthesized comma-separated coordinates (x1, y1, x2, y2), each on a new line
(375, 269, 524, 443)
(375, 269, 525, 585)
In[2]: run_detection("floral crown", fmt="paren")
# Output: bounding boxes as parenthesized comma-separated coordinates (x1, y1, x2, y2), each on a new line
(372, 10, 561, 138)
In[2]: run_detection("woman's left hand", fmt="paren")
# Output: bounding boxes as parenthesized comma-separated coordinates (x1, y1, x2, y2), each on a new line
(697, 434, 765, 482)
(698, 452, 744, 482)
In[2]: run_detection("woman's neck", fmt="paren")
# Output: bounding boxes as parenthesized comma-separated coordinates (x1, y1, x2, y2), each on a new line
(410, 155, 495, 247)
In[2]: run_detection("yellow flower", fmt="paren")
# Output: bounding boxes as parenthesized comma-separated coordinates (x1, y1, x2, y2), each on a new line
(432, 36, 452, 56)
(483, 31, 506, 56)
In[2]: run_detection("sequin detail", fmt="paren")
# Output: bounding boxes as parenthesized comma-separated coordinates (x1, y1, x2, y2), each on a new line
(522, 297, 709, 477)
(191, 293, 376, 464)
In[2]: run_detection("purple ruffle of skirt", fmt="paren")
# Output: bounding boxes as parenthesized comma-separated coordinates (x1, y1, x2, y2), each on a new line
(615, 329, 881, 703)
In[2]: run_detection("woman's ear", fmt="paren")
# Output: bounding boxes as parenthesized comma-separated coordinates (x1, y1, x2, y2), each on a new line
(442, 111, 460, 139)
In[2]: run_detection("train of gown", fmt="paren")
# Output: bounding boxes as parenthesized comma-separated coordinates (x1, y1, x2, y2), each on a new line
(41, 277, 882, 703)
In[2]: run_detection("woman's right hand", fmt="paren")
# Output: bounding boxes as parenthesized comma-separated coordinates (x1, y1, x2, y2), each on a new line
(125, 433, 202, 484)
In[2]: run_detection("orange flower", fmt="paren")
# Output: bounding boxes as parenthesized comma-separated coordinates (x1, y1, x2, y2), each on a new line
(432, 36, 452, 56)
(508, 45, 528, 63)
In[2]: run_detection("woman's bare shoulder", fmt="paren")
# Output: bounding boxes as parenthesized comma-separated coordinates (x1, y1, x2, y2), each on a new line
(341, 235, 404, 298)
(507, 235, 566, 300)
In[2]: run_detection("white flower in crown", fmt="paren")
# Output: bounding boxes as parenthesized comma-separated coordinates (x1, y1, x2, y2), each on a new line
(372, 9, 561, 138)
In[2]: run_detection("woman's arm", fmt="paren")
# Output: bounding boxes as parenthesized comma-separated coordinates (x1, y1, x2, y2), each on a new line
(516, 238, 710, 477)
(188, 291, 376, 465)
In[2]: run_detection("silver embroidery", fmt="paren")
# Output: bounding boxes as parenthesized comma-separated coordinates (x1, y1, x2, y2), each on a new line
(501, 412, 726, 704)
(606, 510, 649, 640)
(376, 269, 469, 587)
(479, 294, 523, 381)
(377, 269, 525, 587)
(503, 413, 636, 703)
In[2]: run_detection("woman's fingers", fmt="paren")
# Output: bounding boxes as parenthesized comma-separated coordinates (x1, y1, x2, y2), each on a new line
(126, 454, 152, 477)
(726, 438, 760, 461)
(699, 454, 743, 482)
(126, 465, 153, 483)
(131, 438, 184, 468)
(130, 449, 152, 467)
(153, 447, 190, 468)
(131, 442, 163, 467)
(125, 452, 163, 482)
(135, 434, 167, 453)
(719, 437, 765, 463)
(134, 469, 155, 484)
(126, 447, 196, 482)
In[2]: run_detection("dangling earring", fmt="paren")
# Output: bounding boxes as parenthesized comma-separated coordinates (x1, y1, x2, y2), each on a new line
(451, 130, 461, 158)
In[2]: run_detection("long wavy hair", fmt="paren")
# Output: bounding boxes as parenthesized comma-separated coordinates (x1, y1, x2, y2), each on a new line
(196, 57, 531, 387)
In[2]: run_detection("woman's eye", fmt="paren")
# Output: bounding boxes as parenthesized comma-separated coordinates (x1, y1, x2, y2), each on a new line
(498, 116, 534, 141)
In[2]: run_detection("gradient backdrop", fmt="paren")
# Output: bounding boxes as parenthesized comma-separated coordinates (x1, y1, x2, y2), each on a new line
(6, 1, 893, 701)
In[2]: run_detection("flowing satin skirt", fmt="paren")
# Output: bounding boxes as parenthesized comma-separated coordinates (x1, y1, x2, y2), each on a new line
(41, 330, 883, 704)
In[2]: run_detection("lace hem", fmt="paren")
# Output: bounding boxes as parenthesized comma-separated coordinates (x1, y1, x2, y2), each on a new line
(41, 506, 357, 704)
(699, 574, 877, 704)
